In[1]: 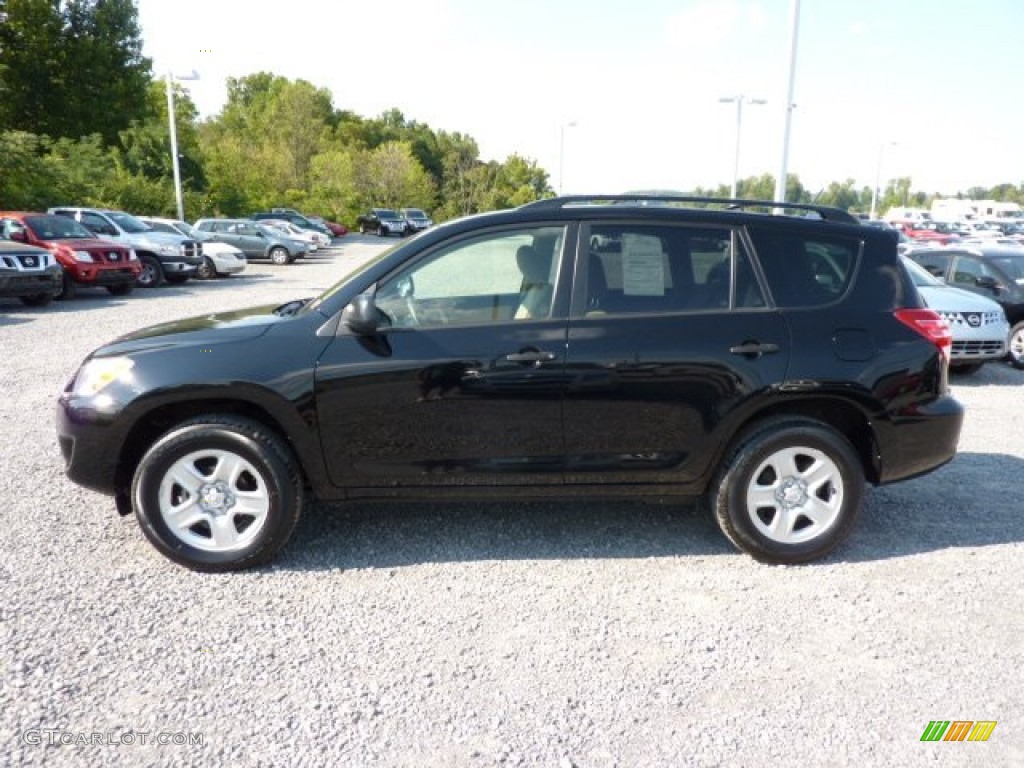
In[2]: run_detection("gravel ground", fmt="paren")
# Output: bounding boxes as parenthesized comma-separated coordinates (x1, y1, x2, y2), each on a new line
(1, 236, 1022, 767)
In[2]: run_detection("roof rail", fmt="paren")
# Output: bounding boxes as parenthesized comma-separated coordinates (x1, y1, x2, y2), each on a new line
(518, 194, 860, 225)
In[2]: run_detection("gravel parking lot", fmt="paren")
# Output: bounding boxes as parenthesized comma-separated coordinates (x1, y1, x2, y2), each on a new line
(2, 236, 1022, 767)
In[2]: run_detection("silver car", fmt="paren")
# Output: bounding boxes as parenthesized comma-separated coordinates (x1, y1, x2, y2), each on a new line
(903, 256, 1009, 374)
(140, 217, 247, 279)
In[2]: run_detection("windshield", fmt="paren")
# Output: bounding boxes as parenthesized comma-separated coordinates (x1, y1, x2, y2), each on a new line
(376, 209, 399, 219)
(24, 215, 94, 240)
(173, 220, 196, 236)
(107, 211, 151, 234)
(992, 256, 1024, 281)
(902, 256, 943, 287)
(403, 209, 425, 218)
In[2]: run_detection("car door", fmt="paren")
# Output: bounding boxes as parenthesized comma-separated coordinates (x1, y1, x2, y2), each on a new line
(315, 224, 574, 490)
(228, 223, 266, 258)
(561, 222, 790, 489)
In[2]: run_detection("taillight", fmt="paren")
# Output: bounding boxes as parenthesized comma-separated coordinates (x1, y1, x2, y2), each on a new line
(895, 308, 952, 363)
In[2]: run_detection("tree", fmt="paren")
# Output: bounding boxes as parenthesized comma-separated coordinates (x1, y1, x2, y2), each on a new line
(0, 0, 151, 143)
(352, 141, 435, 211)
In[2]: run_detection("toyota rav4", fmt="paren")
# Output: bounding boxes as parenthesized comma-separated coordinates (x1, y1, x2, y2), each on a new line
(57, 196, 964, 571)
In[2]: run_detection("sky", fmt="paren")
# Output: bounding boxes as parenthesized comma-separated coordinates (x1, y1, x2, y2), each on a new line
(136, 0, 1024, 198)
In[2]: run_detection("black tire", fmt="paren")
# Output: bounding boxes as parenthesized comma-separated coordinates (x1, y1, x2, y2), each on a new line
(107, 283, 133, 296)
(359, 223, 368, 234)
(19, 293, 54, 307)
(57, 271, 78, 300)
(165, 273, 190, 285)
(136, 254, 164, 288)
(131, 416, 305, 572)
(711, 419, 864, 564)
(197, 256, 217, 279)
(378, 226, 388, 237)
(1008, 322, 1024, 370)
(269, 246, 290, 265)
(951, 362, 984, 376)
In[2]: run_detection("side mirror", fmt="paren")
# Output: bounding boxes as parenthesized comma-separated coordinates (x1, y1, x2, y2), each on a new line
(342, 293, 387, 335)
(975, 275, 1001, 292)
(9, 229, 28, 243)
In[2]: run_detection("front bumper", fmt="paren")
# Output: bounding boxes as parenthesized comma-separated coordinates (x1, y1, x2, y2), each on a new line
(159, 259, 200, 275)
(56, 395, 124, 497)
(210, 254, 247, 275)
(0, 266, 62, 298)
(71, 266, 140, 286)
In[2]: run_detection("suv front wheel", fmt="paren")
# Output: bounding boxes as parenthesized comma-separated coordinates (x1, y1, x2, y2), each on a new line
(1008, 322, 1024, 370)
(131, 416, 304, 572)
(136, 254, 164, 288)
(712, 419, 864, 564)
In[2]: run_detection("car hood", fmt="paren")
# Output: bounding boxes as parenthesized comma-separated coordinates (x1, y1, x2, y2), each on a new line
(96, 303, 289, 357)
(916, 284, 1005, 313)
(127, 231, 192, 247)
(197, 241, 243, 256)
(44, 237, 128, 252)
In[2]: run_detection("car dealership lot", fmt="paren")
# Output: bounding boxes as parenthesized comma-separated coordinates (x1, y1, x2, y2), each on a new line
(2, 237, 1023, 766)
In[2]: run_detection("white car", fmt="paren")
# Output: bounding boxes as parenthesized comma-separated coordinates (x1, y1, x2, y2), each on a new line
(902, 256, 1009, 374)
(260, 220, 330, 250)
(140, 217, 247, 279)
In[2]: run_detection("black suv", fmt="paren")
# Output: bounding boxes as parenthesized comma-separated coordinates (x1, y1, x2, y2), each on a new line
(56, 196, 963, 571)
(356, 208, 409, 237)
(906, 244, 1024, 369)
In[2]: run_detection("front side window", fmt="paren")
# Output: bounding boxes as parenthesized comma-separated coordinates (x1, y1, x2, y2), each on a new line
(375, 226, 565, 328)
(748, 228, 858, 307)
(951, 256, 992, 285)
(584, 224, 765, 315)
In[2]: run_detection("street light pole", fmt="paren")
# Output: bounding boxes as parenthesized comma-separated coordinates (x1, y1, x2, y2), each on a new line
(165, 70, 200, 222)
(774, 0, 801, 205)
(870, 141, 898, 220)
(719, 96, 767, 199)
(558, 121, 577, 195)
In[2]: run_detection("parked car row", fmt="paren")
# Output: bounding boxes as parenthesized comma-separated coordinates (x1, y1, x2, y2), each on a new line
(356, 207, 434, 237)
(0, 205, 346, 307)
(904, 243, 1024, 370)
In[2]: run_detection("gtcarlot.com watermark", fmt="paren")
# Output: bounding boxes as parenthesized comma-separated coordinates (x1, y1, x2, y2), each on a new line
(22, 729, 204, 747)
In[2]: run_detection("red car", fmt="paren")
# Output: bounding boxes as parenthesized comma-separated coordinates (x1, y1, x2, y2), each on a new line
(898, 221, 959, 245)
(0, 212, 140, 298)
(309, 216, 348, 237)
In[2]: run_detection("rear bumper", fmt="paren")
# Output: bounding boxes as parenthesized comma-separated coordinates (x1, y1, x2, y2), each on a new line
(876, 394, 964, 484)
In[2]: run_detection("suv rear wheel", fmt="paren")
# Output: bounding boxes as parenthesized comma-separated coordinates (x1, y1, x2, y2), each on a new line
(131, 416, 304, 572)
(712, 419, 864, 564)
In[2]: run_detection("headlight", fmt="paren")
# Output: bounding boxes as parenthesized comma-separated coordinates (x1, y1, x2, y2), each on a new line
(73, 358, 135, 397)
(74, 250, 94, 263)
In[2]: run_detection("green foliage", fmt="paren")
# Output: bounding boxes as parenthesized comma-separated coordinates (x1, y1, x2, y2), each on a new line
(0, 0, 151, 144)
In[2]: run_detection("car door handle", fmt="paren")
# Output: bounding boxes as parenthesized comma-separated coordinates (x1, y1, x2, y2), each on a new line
(729, 341, 781, 357)
(505, 350, 556, 365)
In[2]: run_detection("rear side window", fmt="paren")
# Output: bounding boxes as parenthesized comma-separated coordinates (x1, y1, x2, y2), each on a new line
(748, 228, 859, 307)
(583, 224, 765, 315)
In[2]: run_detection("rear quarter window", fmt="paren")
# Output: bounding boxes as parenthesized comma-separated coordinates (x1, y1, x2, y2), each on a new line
(748, 228, 859, 307)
